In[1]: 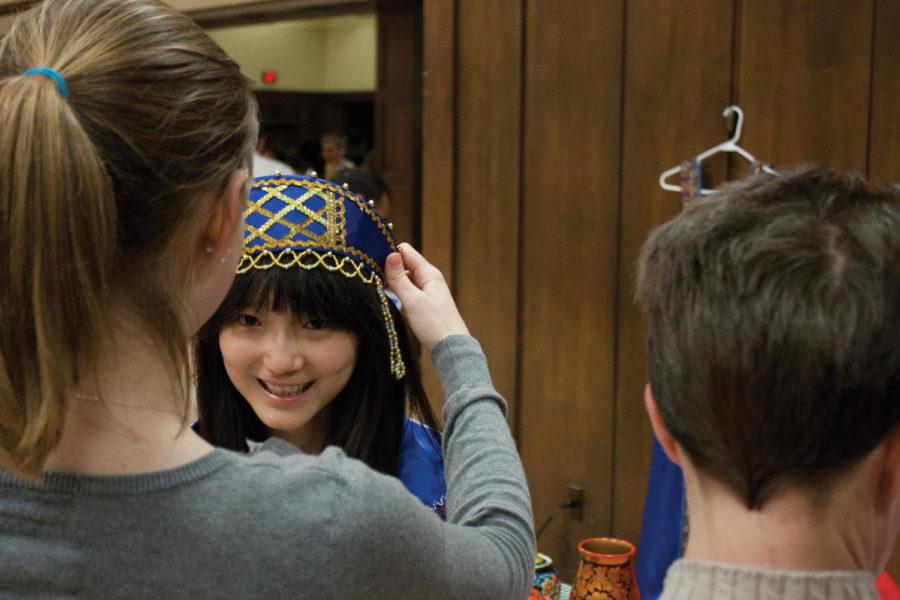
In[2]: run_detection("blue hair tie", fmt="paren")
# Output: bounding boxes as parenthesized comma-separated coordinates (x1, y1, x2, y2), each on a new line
(22, 67, 69, 99)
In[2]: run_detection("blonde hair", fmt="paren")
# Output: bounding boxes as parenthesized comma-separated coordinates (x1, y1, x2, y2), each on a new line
(0, 0, 258, 477)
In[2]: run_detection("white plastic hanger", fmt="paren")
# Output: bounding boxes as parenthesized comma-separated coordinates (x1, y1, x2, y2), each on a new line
(659, 105, 776, 195)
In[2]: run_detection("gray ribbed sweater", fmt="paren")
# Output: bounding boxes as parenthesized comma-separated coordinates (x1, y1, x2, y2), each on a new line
(0, 335, 535, 599)
(660, 559, 878, 600)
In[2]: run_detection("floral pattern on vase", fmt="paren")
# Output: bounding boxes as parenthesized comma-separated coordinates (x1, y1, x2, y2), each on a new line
(571, 537, 639, 600)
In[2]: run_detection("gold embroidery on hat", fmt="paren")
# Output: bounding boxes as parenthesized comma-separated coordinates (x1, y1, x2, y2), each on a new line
(237, 245, 382, 276)
(247, 177, 394, 252)
(237, 248, 377, 279)
(244, 180, 347, 250)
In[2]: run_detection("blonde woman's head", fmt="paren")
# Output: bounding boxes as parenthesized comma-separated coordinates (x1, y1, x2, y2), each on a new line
(0, 0, 258, 476)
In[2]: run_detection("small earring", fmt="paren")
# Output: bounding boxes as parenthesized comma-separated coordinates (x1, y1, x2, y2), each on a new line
(205, 246, 214, 254)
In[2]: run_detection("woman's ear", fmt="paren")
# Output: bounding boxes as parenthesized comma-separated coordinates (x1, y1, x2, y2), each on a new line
(202, 170, 249, 257)
(644, 383, 682, 466)
(185, 170, 248, 331)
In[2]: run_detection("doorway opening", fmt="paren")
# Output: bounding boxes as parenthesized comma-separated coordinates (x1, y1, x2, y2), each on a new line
(193, 0, 422, 244)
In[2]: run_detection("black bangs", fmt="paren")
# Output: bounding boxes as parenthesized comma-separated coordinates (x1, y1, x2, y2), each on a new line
(217, 267, 382, 332)
(195, 260, 441, 476)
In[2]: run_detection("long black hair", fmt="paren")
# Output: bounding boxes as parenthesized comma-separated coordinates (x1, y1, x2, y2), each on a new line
(194, 266, 439, 476)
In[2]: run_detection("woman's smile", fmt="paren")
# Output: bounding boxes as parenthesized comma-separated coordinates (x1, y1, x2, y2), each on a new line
(258, 379, 314, 402)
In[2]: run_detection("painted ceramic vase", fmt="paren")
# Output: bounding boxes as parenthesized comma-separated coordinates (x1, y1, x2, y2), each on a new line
(570, 537, 640, 600)
(530, 552, 561, 600)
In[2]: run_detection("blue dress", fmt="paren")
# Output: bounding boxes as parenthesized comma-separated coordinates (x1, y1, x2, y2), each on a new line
(635, 439, 685, 600)
(397, 416, 447, 518)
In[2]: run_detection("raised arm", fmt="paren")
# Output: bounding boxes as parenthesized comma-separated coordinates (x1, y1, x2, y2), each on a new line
(372, 244, 535, 599)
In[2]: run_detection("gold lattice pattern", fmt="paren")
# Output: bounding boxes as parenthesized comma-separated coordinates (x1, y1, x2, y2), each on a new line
(244, 180, 345, 251)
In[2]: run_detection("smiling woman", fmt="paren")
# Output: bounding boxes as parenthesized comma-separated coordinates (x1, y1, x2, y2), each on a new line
(218, 308, 358, 452)
(194, 173, 448, 513)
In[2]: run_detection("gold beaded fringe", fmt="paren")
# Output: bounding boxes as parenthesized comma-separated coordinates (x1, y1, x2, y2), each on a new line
(376, 284, 406, 380)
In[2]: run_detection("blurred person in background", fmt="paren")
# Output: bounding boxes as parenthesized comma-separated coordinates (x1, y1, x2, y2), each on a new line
(319, 132, 354, 180)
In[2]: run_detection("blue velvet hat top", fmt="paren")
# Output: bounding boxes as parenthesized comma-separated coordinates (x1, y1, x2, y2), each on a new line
(237, 173, 405, 379)
(239, 173, 398, 279)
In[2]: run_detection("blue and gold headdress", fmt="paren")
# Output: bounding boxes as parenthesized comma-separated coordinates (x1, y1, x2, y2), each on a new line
(239, 173, 406, 379)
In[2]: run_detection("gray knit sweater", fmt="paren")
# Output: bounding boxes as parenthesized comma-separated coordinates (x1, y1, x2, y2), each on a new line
(659, 559, 879, 600)
(0, 336, 535, 599)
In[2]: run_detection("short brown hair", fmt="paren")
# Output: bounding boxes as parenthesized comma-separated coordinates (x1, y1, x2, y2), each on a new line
(0, 0, 257, 476)
(637, 168, 900, 508)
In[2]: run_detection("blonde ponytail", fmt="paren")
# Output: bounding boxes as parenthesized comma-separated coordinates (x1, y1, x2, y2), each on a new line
(0, 0, 257, 477)
(0, 66, 116, 477)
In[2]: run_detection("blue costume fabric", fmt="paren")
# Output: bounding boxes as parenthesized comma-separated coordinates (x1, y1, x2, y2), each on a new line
(398, 416, 447, 518)
(635, 158, 698, 598)
(635, 439, 685, 600)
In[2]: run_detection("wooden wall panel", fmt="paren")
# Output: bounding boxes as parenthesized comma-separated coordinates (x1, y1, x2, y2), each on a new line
(736, 0, 873, 172)
(613, 0, 736, 549)
(423, 0, 900, 584)
(419, 0, 456, 418)
(421, 0, 456, 283)
(375, 1, 419, 244)
(868, 0, 900, 186)
(518, 0, 623, 576)
(453, 0, 522, 417)
(868, 0, 900, 579)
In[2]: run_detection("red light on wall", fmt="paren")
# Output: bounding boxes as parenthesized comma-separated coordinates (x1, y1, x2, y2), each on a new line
(261, 70, 278, 85)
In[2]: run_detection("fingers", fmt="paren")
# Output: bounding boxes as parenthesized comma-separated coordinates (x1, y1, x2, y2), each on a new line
(396, 243, 443, 289)
(385, 252, 417, 297)
(386, 249, 433, 308)
(385, 244, 470, 350)
(397, 242, 425, 262)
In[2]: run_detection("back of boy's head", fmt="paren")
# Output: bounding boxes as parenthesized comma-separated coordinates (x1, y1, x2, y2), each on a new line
(637, 167, 900, 509)
(0, 0, 257, 476)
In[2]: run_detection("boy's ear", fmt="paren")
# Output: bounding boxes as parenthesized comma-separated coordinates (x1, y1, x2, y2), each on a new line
(644, 383, 681, 466)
